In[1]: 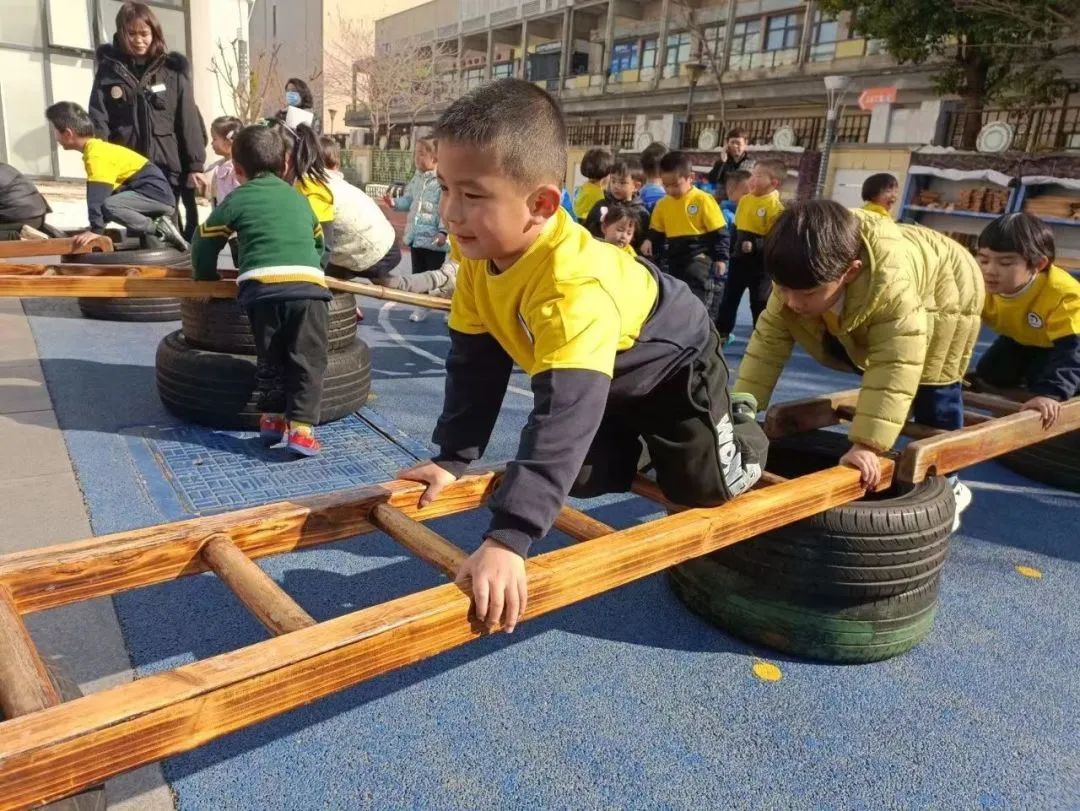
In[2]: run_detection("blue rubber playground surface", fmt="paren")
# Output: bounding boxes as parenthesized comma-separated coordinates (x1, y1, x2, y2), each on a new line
(21, 289, 1080, 809)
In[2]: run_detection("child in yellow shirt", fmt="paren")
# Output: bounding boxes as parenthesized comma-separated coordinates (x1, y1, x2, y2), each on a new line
(861, 173, 899, 218)
(572, 147, 612, 221)
(973, 213, 1079, 427)
(715, 159, 785, 343)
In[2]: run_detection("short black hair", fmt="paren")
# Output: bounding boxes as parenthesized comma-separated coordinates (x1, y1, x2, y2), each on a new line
(862, 173, 899, 202)
(232, 125, 286, 179)
(978, 213, 1056, 267)
(319, 134, 341, 169)
(580, 147, 614, 181)
(611, 157, 645, 184)
(726, 127, 749, 141)
(659, 151, 693, 177)
(764, 200, 861, 290)
(45, 101, 95, 137)
(725, 169, 751, 188)
(600, 199, 640, 230)
(434, 78, 566, 187)
(754, 159, 787, 186)
(640, 142, 668, 176)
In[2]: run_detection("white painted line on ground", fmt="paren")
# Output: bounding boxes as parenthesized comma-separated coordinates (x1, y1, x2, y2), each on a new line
(378, 302, 534, 399)
(965, 479, 1080, 500)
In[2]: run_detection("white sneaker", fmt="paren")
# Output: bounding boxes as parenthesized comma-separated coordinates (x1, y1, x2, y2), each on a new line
(409, 308, 429, 323)
(950, 477, 973, 532)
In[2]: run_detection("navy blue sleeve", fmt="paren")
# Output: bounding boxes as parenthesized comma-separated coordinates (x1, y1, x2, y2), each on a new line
(708, 226, 729, 263)
(85, 181, 112, 233)
(432, 329, 513, 477)
(485, 368, 611, 557)
(1030, 334, 1080, 400)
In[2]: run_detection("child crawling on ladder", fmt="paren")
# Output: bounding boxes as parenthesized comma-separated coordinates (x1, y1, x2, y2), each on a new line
(397, 79, 768, 633)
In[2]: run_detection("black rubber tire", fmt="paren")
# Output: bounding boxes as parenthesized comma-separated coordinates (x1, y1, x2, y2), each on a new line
(998, 431, 1080, 493)
(156, 330, 370, 429)
(180, 292, 358, 355)
(0, 663, 108, 810)
(715, 430, 955, 599)
(669, 555, 940, 663)
(64, 246, 189, 322)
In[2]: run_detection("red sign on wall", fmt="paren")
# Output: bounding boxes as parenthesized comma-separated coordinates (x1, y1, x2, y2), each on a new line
(858, 86, 897, 111)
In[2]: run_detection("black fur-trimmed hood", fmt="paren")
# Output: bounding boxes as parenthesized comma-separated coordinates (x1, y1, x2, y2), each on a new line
(96, 40, 191, 78)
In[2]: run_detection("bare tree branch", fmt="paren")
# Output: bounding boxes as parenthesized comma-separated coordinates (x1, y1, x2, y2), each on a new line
(673, 0, 728, 132)
(208, 38, 283, 124)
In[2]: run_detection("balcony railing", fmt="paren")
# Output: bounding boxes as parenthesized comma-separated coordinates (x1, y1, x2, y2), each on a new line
(682, 112, 871, 150)
(566, 120, 637, 150)
(938, 106, 1080, 152)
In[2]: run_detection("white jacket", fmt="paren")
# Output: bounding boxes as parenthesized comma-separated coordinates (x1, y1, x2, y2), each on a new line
(326, 170, 397, 273)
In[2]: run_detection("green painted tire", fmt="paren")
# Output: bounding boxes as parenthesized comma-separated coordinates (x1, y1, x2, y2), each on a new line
(669, 555, 939, 664)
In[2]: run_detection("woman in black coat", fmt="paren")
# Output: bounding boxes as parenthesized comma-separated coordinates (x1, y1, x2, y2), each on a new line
(88, 1, 205, 241)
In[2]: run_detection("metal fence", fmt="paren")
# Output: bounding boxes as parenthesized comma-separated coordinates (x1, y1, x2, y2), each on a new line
(682, 111, 871, 149)
(938, 106, 1080, 152)
(565, 120, 637, 150)
(370, 150, 416, 185)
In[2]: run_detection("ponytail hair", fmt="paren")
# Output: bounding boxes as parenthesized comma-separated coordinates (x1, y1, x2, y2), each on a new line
(266, 119, 329, 187)
(210, 115, 242, 142)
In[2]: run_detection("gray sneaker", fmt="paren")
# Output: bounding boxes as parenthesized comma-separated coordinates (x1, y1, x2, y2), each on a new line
(153, 216, 189, 252)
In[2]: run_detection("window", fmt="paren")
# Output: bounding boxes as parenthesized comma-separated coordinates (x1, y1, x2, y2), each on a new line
(662, 31, 691, 78)
(463, 66, 483, 88)
(610, 40, 638, 73)
(809, 10, 839, 61)
(492, 61, 513, 79)
(641, 36, 658, 69)
(701, 24, 726, 63)
(728, 20, 761, 71)
(765, 13, 801, 51)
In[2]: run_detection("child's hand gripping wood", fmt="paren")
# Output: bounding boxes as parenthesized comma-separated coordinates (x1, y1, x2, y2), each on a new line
(840, 443, 882, 490)
(1020, 395, 1061, 428)
(397, 460, 528, 634)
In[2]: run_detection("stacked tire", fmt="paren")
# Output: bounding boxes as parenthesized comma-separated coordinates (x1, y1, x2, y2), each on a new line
(998, 432, 1079, 493)
(156, 293, 370, 429)
(61, 246, 189, 322)
(669, 430, 955, 663)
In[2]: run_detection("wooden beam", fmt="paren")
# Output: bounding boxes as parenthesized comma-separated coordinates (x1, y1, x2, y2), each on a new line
(836, 405, 945, 440)
(0, 470, 502, 615)
(0, 586, 60, 720)
(0, 263, 189, 278)
(0, 462, 889, 809)
(898, 398, 1080, 483)
(0, 276, 235, 299)
(369, 503, 468, 579)
(325, 278, 451, 311)
(763, 389, 861, 439)
(631, 474, 679, 511)
(552, 507, 615, 542)
(963, 390, 1023, 416)
(0, 236, 112, 259)
(200, 535, 316, 636)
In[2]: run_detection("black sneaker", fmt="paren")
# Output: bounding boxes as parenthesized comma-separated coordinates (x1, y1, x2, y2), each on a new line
(153, 217, 190, 252)
(139, 232, 165, 249)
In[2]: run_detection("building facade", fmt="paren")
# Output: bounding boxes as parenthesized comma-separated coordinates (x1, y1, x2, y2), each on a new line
(358, 0, 1078, 156)
(0, 0, 250, 178)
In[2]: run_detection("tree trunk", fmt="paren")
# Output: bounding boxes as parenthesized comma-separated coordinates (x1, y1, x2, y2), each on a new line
(958, 43, 990, 151)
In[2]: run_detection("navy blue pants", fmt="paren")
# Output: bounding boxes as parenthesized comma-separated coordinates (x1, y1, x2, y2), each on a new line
(911, 382, 964, 431)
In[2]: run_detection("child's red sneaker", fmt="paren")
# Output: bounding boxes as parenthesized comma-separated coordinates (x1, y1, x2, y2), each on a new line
(259, 414, 288, 446)
(286, 425, 321, 457)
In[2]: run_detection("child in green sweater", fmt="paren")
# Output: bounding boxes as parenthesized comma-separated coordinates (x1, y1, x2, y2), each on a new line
(191, 124, 331, 457)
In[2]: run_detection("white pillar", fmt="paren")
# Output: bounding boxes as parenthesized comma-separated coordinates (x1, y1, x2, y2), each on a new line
(868, 102, 892, 143)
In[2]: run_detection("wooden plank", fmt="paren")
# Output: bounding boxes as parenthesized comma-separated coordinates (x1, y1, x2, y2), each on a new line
(763, 389, 860, 439)
(0, 462, 888, 809)
(963, 391, 1023, 416)
(0, 586, 60, 720)
(200, 535, 316, 636)
(0, 470, 502, 615)
(836, 405, 945, 440)
(898, 398, 1080, 483)
(759, 471, 788, 486)
(630, 474, 679, 511)
(325, 277, 452, 311)
(0, 263, 189, 278)
(552, 507, 615, 542)
(0, 236, 112, 259)
(369, 504, 468, 579)
(0, 276, 235, 299)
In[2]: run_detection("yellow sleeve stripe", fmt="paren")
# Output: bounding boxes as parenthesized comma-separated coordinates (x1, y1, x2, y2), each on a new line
(313, 223, 324, 237)
(199, 224, 234, 238)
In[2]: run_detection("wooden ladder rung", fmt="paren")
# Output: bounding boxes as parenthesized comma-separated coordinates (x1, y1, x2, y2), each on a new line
(964, 390, 1023, 415)
(200, 535, 316, 636)
(0, 585, 60, 719)
(553, 507, 615, 542)
(836, 405, 946, 440)
(369, 503, 468, 579)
